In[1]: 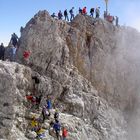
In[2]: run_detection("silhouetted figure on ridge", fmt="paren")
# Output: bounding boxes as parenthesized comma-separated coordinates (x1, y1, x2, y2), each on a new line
(58, 10, 63, 20)
(0, 43, 5, 61)
(64, 9, 69, 21)
(10, 33, 18, 47)
(69, 7, 74, 21)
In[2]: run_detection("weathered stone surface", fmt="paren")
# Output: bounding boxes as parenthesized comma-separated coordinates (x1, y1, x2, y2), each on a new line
(1, 10, 140, 140)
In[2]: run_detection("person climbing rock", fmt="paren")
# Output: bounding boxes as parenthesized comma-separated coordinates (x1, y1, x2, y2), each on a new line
(64, 9, 69, 21)
(36, 126, 46, 139)
(42, 105, 50, 122)
(58, 10, 63, 20)
(0, 43, 5, 61)
(53, 120, 61, 140)
(62, 127, 68, 140)
(54, 109, 59, 121)
(23, 50, 30, 64)
(69, 7, 74, 21)
(32, 75, 40, 90)
(95, 7, 100, 18)
(90, 8, 94, 17)
(35, 95, 42, 109)
(10, 33, 18, 47)
(30, 115, 39, 131)
(46, 98, 52, 111)
(79, 7, 82, 14)
(82, 7, 87, 15)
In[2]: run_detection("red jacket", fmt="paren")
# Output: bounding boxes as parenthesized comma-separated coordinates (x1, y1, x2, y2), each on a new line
(23, 51, 30, 59)
(82, 7, 87, 14)
(62, 128, 68, 137)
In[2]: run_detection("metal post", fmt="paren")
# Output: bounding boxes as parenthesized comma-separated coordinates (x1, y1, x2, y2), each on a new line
(105, 0, 108, 15)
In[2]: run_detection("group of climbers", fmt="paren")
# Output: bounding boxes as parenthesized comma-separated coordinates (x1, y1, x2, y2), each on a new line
(51, 6, 101, 21)
(51, 6, 119, 26)
(26, 76, 68, 140)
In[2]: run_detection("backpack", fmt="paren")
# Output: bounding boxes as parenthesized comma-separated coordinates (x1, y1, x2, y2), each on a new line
(64, 10, 67, 16)
(69, 9, 72, 14)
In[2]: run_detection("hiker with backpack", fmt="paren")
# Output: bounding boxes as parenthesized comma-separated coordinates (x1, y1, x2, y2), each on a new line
(90, 8, 94, 17)
(79, 7, 82, 14)
(69, 7, 74, 21)
(10, 33, 18, 47)
(58, 10, 63, 20)
(0, 43, 5, 61)
(62, 126, 68, 140)
(82, 7, 87, 15)
(64, 9, 69, 21)
(53, 120, 61, 140)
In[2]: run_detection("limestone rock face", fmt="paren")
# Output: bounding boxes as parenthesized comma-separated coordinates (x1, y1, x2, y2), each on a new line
(1, 10, 140, 140)
(17, 11, 140, 110)
(0, 61, 32, 140)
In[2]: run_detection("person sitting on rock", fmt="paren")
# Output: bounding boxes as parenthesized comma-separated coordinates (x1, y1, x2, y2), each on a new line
(53, 120, 61, 140)
(58, 10, 63, 20)
(62, 126, 68, 140)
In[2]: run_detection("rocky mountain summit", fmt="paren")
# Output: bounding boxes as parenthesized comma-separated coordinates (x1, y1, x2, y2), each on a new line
(1, 10, 140, 140)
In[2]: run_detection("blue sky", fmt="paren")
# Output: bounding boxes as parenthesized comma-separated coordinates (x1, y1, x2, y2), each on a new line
(0, 0, 140, 45)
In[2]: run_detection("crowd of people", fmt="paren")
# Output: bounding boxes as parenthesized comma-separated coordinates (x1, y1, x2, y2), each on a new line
(51, 6, 119, 26)
(26, 76, 68, 140)
(0, 6, 119, 62)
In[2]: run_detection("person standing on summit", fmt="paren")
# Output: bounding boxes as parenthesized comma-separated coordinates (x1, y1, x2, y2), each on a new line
(10, 33, 18, 47)
(58, 10, 63, 20)
(69, 7, 74, 21)
(82, 7, 87, 15)
(95, 7, 100, 18)
(64, 9, 69, 21)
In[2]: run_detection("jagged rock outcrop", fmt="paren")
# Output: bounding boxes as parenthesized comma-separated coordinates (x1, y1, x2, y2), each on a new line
(1, 10, 140, 140)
